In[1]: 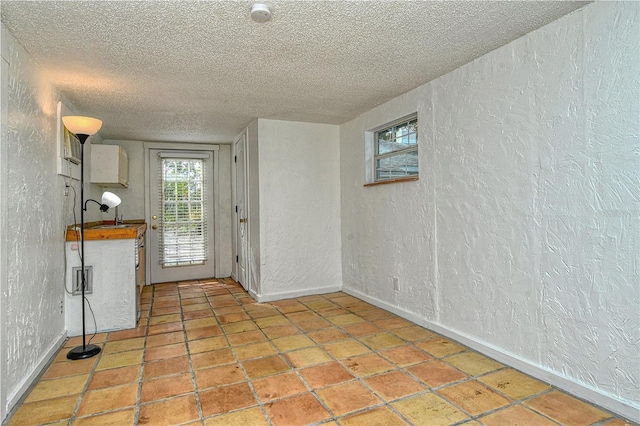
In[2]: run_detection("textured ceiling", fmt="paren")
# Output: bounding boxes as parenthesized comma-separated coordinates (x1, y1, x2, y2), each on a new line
(1, 1, 588, 143)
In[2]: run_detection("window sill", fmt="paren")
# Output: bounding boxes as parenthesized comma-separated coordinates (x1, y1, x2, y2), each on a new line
(364, 176, 419, 187)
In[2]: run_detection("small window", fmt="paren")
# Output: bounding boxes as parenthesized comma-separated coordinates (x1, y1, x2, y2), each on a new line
(373, 114, 418, 182)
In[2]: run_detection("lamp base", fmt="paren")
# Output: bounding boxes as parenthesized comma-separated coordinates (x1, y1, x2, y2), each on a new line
(66, 343, 101, 360)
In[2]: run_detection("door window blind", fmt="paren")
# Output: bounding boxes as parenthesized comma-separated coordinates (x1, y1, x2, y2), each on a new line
(158, 156, 208, 267)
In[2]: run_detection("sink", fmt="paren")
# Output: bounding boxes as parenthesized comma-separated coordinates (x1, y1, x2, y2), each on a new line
(92, 225, 131, 229)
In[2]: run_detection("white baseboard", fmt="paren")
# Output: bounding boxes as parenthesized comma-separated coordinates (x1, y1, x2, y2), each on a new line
(344, 287, 640, 423)
(255, 285, 342, 303)
(6, 332, 67, 414)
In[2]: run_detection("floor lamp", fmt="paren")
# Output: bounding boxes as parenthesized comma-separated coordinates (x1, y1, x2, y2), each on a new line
(62, 116, 119, 360)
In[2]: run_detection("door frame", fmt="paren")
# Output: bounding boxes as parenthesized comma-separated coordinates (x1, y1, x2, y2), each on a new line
(144, 142, 221, 284)
(232, 131, 249, 290)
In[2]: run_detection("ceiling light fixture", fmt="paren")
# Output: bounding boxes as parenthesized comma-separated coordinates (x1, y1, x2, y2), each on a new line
(251, 3, 271, 23)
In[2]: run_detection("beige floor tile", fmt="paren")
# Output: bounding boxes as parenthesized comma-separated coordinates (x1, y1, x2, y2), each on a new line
(479, 368, 551, 399)
(138, 394, 200, 425)
(148, 313, 182, 325)
(308, 328, 348, 343)
(480, 405, 558, 426)
(264, 393, 331, 426)
(8, 395, 78, 425)
(342, 353, 396, 377)
(438, 381, 510, 416)
(221, 320, 259, 334)
(415, 338, 466, 358)
(87, 365, 139, 390)
(317, 381, 381, 416)
(262, 324, 301, 339)
(25, 374, 89, 402)
(74, 408, 136, 425)
(102, 337, 145, 355)
(364, 371, 426, 401)
(299, 362, 354, 388)
(392, 325, 437, 341)
(381, 344, 432, 367)
(285, 347, 332, 368)
(145, 342, 188, 361)
(525, 391, 612, 425)
(252, 371, 308, 402)
(188, 336, 228, 354)
(76, 383, 138, 417)
(191, 348, 236, 369)
(199, 382, 257, 417)
(146, 331, 185, 348)
(359, 332, 405, 350)
(242, 355, 291, 379)
(148, 321, 184, 336)
(272, 334, 315, 351)
(184, 317, 219, 330)
(195, 364, 246, 389)
(234, 341, 278, 360)
(185, 325, 223, 341)
(41, 357, 95, 380)
(341, 407, 408, 426)
(443, 351, 504, 376)
(204, 406, 269, 426)
(392, 393, 468, 425)
(324, 339, 370, 359)
(143, 356, 190, 379)
(227, 330, 268, 346)
(407, 360, 468, 387)
(140, 373, 194, 402)
(328, 313, 365, 326)
(343, 322, 383, 337)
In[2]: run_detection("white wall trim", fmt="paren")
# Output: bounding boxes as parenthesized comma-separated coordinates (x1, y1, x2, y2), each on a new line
(255, 285, 343, 303)
(5, 332, 67, 417)
(344, 286, 640, 422)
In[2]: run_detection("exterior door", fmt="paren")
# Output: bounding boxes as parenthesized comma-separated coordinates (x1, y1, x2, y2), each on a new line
(234, 134, 248, 290)
(148, 150, 215, 283)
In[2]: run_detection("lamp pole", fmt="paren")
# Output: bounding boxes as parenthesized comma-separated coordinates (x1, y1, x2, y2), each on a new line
(66, 134, 101, 360)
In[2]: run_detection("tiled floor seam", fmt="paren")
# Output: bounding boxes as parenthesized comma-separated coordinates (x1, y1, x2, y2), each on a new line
(66, 333, 106, 424)
(180, 285, 213, 424)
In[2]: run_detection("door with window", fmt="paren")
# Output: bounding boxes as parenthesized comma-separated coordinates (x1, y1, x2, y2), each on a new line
(148, 150, 215, 283)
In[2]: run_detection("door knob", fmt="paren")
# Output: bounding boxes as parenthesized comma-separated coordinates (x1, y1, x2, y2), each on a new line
(152, 215, 158, 220)
(239, 218, 247, 223)
(152, 225, 158, 230)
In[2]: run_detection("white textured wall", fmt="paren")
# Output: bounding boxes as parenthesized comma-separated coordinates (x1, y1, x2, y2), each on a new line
(1, 25, 68, 417)
(340, 2, 639, 419)
(257, 119, 342, 300)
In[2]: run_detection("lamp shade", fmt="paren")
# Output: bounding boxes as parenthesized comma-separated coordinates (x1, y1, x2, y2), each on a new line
(62, 116, 103, 136)
(101, 192, 121, 209)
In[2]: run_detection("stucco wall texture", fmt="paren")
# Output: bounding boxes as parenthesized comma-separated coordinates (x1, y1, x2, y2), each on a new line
(2, 27, 67, 411)
(257, 119, 342, 300)
(340, 1, 638, 418)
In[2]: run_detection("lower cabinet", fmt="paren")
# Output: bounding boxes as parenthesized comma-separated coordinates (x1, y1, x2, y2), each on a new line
(65, 237, 139, 336)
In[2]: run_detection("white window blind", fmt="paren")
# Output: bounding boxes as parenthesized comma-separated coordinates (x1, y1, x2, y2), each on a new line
(158, 155, 208, 267)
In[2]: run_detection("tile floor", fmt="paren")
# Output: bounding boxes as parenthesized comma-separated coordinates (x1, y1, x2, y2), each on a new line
(6, 278, 634, 426)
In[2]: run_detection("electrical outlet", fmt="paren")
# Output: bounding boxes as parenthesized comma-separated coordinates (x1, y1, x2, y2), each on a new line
(392, 277, 399, 292)
(64, 183, 70, 197)
(72, 266, 93, 295)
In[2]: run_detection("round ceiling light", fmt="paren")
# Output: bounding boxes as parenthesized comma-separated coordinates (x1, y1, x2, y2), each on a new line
(251, 3, 271, 23)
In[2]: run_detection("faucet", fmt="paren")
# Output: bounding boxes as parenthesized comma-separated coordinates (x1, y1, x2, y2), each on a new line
(114, 206, 123, 225)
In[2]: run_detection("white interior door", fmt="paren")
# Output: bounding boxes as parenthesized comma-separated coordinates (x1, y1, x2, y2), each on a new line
(234, 134, 248, 290)
(148, 150, 215, 283)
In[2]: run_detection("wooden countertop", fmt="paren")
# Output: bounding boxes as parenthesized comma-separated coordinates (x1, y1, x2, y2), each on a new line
(66, 220, 147, 241)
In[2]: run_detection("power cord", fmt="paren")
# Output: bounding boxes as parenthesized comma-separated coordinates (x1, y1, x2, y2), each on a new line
(66, 183, 98, 342)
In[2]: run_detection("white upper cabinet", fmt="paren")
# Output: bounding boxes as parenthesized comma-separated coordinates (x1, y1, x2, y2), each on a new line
(91, 144, 129, 188)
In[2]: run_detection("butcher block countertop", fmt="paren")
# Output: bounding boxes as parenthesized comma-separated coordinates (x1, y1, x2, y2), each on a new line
(66, 220, 147, 241)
